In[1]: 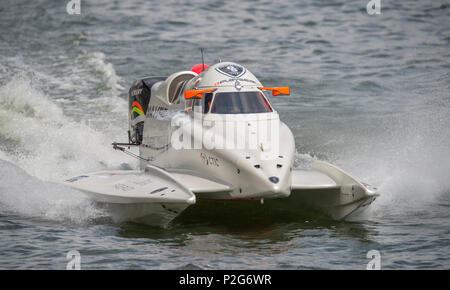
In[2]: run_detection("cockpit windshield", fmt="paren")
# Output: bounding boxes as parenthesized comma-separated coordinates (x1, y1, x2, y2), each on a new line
(209, 92, 272, 114)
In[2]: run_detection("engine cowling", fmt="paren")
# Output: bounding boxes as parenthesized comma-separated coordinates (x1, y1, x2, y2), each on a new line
(128, 71, 198, 144)
(128, 76, 166, 144)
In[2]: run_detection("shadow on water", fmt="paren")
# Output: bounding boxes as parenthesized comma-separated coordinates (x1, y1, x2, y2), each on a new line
(115, 199, 380, 247)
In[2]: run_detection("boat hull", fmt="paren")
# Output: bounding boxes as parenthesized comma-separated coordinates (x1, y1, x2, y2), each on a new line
(100, 202, 189, 227)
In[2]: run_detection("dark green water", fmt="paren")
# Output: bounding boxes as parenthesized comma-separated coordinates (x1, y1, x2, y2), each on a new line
(0, 0, 449, 269)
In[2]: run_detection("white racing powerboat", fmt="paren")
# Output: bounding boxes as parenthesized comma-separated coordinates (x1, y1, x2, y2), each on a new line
(64, 61, 378, 227)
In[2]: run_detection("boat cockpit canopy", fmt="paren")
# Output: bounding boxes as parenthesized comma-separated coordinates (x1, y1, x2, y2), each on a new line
(189, 91, 273, 114)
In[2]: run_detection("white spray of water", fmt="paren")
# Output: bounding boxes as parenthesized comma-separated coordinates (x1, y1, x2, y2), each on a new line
(293, 105, 450, 220)
(293, 151, 316, 169)
(0, 75, 133, 181)
(85, 51, 125, 96)
(331, 109, 450, 218)
(0, 51, 137, 223)
(0, 159, 105, 223)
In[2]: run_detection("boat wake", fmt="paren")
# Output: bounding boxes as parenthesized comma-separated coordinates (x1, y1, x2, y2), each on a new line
(0, 52, 136, 224)
(0, 64, 134, 181)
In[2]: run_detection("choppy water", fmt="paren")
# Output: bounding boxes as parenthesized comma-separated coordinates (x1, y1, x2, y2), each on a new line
(0, 0, 449, 269)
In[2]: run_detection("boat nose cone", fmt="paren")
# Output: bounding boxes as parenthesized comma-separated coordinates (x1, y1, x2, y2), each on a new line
(268, 176, 279, 184)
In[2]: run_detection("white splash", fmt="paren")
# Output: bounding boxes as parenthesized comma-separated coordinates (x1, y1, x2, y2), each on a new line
(0, 75, 134, 181)
(0, 159, 106, 224)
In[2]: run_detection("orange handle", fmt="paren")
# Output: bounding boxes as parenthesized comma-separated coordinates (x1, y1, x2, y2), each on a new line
(184, 89, 216, 99)
(258, 87, 290, 96)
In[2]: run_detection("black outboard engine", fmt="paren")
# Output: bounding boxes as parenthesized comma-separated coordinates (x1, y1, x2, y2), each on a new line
(128, 76, 166, 144)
